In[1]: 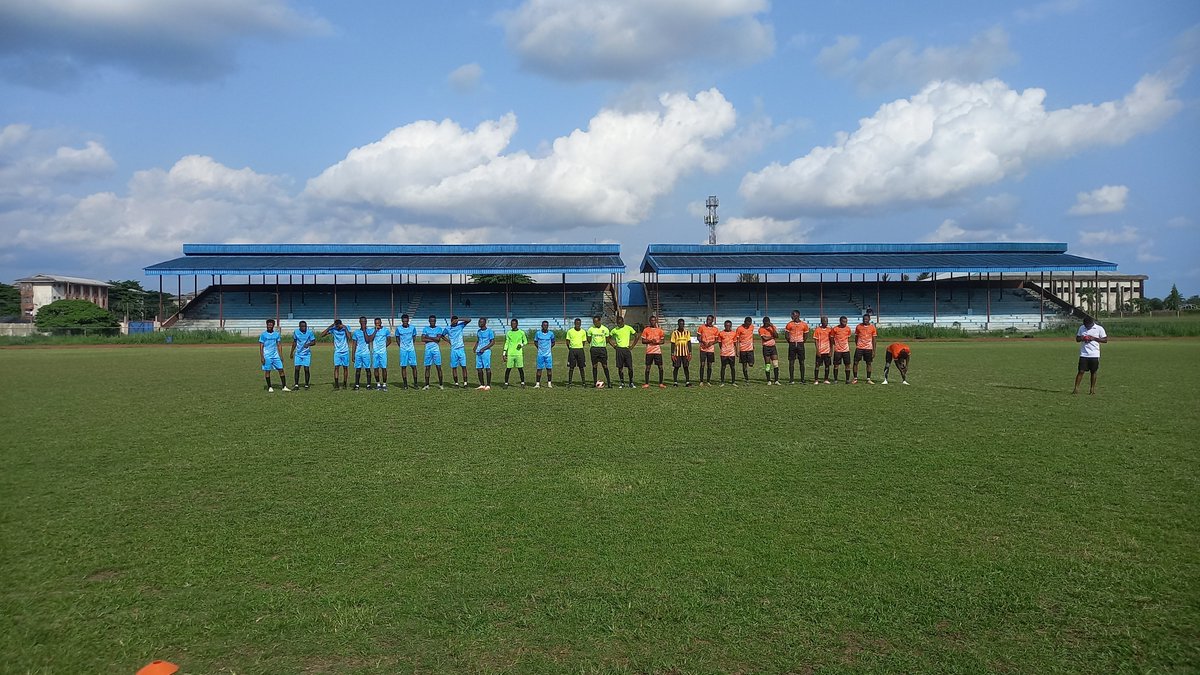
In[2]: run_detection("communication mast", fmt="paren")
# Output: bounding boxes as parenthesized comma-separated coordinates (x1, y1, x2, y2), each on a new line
(705, 195, 719, 245)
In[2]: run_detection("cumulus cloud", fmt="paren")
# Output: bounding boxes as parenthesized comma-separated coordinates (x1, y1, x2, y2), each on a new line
(448, 62, 483, 92)
(1078, 226, 1140, 246)
(1015, 0, 1085, 22)
(740, 74, 1181, 217)
(499, 0, 773, 81)
(1167, 216, 1194, 229)
(0, 123, 115, 206)
(306, 88, 738, 227)
(1068, 184, 1128, 215)
(817, 26, 1016, 93)
(720, 216, 809, 243)
(0, 0, 329, 87)
(924, 219, 1043, 243)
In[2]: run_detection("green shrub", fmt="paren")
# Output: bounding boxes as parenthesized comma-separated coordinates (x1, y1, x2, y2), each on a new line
(33, 299, 119, 331)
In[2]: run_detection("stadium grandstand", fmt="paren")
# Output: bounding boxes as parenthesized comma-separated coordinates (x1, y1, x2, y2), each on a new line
(144, 242, 1117, 333)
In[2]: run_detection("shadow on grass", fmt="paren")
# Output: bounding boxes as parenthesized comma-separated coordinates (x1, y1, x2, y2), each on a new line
(991, 384, 1063, 394)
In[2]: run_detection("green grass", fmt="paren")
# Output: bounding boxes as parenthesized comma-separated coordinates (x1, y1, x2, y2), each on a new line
(1, 341, 1197, 673)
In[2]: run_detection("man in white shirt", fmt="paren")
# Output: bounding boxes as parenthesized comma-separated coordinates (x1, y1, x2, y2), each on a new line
(1073, 317, 1108, 395)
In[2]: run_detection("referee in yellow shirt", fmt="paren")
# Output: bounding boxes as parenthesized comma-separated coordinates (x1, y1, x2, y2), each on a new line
(565, 318, 588, 386)
(586, 316, 612, 388)
(609, 314, 638, 388)
(670, 319, 692, 387)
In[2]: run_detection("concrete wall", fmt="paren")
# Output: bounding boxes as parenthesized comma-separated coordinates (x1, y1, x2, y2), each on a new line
(0, 323, 38, 336)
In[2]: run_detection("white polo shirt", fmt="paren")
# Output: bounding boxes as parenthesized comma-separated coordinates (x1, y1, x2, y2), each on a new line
(1077, 323, 1107, 358)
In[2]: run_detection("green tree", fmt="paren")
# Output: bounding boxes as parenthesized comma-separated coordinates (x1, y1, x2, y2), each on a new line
(469, 274, 535, 284)
(1075, 286, 1100, 314)
(917, 272, 932, 281)
(34, 299, 119, 330)
(1164, 284, 1183, 312)
(108, 280, 148, 319)
(737, 273, 760, 283)
(1147, 297, 1165, 311)
(0, 282, 20, 318)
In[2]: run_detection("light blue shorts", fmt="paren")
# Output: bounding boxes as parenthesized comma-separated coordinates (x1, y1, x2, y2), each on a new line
(399, 349, 417, 367)
(424, 348, 442, 366)
(334, 351, 349, 367)
(537, 354, 553, 370)
(372, 352, 388, 369)
(450, 347, 467, 368)
(262, 356, 283, 371)
(475, 351, 491, 369)
(354, 352, 371, 369)
(293, 354, 311, 367)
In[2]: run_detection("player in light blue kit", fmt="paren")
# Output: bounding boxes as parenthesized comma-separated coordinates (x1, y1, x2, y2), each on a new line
(290, 320, 316, 390)
(533, 320, 556, 389)
(369, 317, 391, 391)
(350, 315, 373, 391)
(446, 314, 472, 388)
(421, 314, 449, 390)
(321, 318, 351, 390)
(259, 318, 289, 392)
(474, 317, 495, 391)
(394, 314, 418, 389)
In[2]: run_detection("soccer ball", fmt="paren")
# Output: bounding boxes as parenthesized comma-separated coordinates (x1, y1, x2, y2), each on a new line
(596, 381, 605, 388)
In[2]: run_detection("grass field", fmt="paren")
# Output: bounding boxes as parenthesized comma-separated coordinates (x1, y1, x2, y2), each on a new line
(1, 340, 1198, 673)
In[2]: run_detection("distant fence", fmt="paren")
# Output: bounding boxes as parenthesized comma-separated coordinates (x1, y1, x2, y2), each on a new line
(0, 323, 37, 337)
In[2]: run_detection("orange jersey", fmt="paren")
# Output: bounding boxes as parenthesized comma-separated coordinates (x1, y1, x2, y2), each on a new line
(757, 325, 777, 346)
(855, 323, 877, 350)
(734, 325, 756, 352)
(785, 320, 809, 344)
(696, 324, 719, 353)
(717, 330, 737, 357)
(831, 325, 852, 353)
(641, 326, 665, 355)
(887, 342, 910, 359)
(813, 326, 832, 355)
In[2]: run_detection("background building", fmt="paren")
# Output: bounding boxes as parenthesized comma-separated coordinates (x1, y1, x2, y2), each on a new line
(15, 274, 111, 319)
(1045, 272, 1147, 313)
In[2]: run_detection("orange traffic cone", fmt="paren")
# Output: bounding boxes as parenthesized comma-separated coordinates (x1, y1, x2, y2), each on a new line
(136, 660, 179, 675)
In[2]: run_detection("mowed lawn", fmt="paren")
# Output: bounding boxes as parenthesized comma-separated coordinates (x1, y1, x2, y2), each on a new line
(0, 340, 1197, 674)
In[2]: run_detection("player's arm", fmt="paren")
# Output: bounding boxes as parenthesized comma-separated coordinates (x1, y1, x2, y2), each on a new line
(259, 341, 265, 365)
(289, 339, 295, 359)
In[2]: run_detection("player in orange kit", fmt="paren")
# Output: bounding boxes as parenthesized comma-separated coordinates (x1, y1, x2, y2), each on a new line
(758, 316, 780, 385)
(830, 316, 852, 384)
(717, 320, 738, 386)
(734, 316, 756, 385)
(695, 315, 720, 386)
(785, 310, 809, 384)
(852, 314, 878, 384)
(882, 342, 911, 385)
(812, 316, 833, 384)
(640, 315, 666, 389)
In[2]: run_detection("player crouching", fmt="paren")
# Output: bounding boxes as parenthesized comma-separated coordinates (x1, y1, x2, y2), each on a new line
(881, 342, 910, 385)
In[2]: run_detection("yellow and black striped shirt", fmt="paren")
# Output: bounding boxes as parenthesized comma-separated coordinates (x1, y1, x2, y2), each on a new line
(671, 330, 691, 358)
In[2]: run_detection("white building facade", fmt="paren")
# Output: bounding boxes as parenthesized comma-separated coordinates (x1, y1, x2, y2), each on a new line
(15, 274, 111, 319)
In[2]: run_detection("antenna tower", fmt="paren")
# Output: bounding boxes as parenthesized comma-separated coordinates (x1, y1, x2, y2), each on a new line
(705, 195, 719, 245)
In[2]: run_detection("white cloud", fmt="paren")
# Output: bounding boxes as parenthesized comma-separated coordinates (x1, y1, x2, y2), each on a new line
(1078, 226, 1140, 246)
(1068, 184, 1128, 215)
(720, 216, 809, 243)
(0, 124, 115, 205)
(740, 74, 1181, 217)
(1136, 243, 1164, 263)
(0, 0, 329, 86)
(924, 219, 1043, 243)
(817, 27, 1016, 93)
(1167, 216, 1194, 229)
(306, 88, 738, 228)
(448, 63, 483, 92)
(1015, 0, 1085, 22)
(499, 0, 773, 81)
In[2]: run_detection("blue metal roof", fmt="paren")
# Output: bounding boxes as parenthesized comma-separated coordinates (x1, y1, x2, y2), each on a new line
(639, 243, 1117, 275)
(146, 244, 625, 276)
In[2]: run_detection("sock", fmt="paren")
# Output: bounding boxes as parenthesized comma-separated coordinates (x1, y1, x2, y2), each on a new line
(773, 367, 779, 382)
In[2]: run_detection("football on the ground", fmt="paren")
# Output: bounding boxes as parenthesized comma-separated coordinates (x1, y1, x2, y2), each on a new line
(596, 381, 605, 388)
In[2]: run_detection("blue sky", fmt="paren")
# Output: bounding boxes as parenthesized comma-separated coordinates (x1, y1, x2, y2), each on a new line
(1, 0, 1197, 295)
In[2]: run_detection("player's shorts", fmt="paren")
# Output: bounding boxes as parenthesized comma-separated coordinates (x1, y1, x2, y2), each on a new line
(293, 354, 311, 367)
(615, 347, 633, 370)
(884, 350, 909, 364)
(333, 351, 350, 367)
(399, 348, 417, 367)
(262, 355, 283, 371)
(590, 346, 608, 364)
(372, 352, 388, 369)
(475, 350, 491, 369)
(833, 351, 850, 366)
(788, 343, 805, 362)
(672, 354, 691, 367)
(645, 352, 663, 366)
(424, 348, 442, 366)
(762, 345, 778, 360)
(1078, 356, 1100, 373)
(721, 355, 736, 368)
(739, 350, 755, 365)
(854, 348, 874, 364)
(568, 348, 586, 369)
(506, 352, 524, 369)
(450, 347, 467, 368)
(815, 353, 831, 367)
(536, 354, 553, 370)
(354, 352, 371, 369)
(700, 350, 715, 364)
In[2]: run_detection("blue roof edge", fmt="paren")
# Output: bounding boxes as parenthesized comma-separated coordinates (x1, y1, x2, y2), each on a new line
(643, 242, 1068, 254)
(182, 243, 621, 255)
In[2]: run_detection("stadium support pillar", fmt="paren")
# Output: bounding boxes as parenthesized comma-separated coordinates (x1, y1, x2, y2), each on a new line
(932, 273, 938, 325)
(333, 275, 338, 319)
(158, 276, 163, 322)
(764, 274, 769, 315)
(218, 275, 224, 329)
(505, 281, 510, 320)
(986, 272, 991, 329)
(819, 273, 824, 315)
(876, 274, 881, 323)
(1039, 271, 1045, 328)
(448, 274, 453, 316)
(390, 275, 395, 327)
(177, 275, 181, 319)
(275, 275, 280, 326)
(712, 274, 717, 318)
(562, 274, 567, 326)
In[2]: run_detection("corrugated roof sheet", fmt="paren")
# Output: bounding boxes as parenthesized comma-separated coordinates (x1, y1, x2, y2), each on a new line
(146, 253, 625, 276)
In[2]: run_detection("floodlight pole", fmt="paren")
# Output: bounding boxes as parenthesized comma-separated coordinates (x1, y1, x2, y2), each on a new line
(705, 195, 719, 288)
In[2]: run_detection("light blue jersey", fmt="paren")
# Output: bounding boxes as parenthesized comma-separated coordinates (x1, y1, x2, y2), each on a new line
(534, 330, 555, 358)
(292, 329, 315, 359)
(352, 327, 370, 351)
(330, 327, 350, 355)
(447, 320, 468, 350)
(395, 324, 417, 351)
(475, 327, 495, 353)
(370, 326, 390, 351)
(421, 325, 448, 344)
(259, 331, 281, 359)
